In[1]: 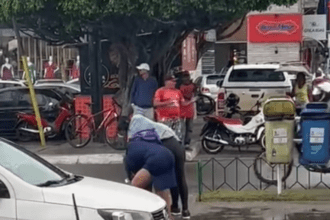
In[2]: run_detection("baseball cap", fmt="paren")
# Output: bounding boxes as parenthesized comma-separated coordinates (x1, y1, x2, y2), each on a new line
(164, 75, 176, 81)
(136, 63, 150, 71)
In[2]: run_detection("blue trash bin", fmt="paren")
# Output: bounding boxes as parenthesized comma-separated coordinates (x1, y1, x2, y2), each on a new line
(300, 103, 330, 165)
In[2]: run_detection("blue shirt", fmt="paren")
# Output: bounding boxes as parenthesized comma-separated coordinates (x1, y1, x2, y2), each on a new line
(130, 76, 158, 108)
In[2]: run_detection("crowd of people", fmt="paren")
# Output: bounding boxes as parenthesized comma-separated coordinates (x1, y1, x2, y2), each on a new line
(121, 63, 197, 219)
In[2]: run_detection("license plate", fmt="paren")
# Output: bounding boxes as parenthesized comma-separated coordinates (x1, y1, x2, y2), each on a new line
(273, 137, 288, 144)
(273, 128, 287, 137)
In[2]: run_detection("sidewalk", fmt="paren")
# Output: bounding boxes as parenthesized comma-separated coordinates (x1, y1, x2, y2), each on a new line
(22, 117, 204, 164)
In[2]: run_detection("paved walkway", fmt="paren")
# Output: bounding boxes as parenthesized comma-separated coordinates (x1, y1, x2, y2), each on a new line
(21, 117, 204, 164)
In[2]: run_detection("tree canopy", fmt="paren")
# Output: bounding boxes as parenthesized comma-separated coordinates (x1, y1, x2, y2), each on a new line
(0, 0, 298, 118)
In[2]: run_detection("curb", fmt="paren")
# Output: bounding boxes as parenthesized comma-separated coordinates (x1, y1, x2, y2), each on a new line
(39, 154, 125, 165)
(39, 142, 201, 165)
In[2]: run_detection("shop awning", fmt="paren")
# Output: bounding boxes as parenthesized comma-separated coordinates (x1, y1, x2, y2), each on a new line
(216, 18, 247, 44)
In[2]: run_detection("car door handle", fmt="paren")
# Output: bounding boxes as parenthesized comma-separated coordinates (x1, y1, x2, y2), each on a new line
(251, 94, 259, 98)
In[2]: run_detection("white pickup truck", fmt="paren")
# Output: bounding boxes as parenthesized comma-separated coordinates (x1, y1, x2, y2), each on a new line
(216, 64, 292, 115)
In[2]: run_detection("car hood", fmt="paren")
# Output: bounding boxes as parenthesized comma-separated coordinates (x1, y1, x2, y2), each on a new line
(42, 176, 165, 213)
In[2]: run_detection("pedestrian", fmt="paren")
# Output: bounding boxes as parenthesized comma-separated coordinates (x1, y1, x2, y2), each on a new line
(291, 72, 312, 115)
(179, 71, 196, 148)
(126, 114, 191, 219)
(125, 128, 176, 220)
(130, 63, 158, 120)
(153, 75, 195, 141)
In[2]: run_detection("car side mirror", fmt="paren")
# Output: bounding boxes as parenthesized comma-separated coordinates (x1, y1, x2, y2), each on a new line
(216, 80, 223, 88)
(0, 181, 10, 198)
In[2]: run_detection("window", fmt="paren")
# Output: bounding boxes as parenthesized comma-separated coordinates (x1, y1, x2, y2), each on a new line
(228, 69, 285, 82)
(0, 180, 10, 198)
(0, 91, 18, 108)
(194, 77, 202, 86)
(0, 140, 67, 185)
(17, 91, 47, 107)
(206, 75, 224, 84)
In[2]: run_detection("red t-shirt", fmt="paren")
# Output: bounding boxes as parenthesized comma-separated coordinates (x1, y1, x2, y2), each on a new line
(180, 83, 195, 118)
(154, 87, 185, 121)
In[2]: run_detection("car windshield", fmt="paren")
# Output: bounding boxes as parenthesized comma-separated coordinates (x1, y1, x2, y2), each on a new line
(0, 140, 68, 186)
(228, 69, 285, 82)
(206, 75, 224, 84)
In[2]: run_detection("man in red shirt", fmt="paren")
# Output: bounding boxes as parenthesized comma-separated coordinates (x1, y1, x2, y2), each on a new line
(154, 75, 195, 142)
(180, 71, 196, 147)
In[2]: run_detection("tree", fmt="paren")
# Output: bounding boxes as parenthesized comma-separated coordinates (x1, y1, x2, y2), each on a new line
(0, 0, 298, 118)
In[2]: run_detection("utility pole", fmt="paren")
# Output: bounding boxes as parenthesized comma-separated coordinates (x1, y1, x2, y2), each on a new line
(88, 25, 103, 142)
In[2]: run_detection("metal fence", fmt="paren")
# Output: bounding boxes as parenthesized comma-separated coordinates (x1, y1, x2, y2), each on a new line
(196, 157, 330, 201)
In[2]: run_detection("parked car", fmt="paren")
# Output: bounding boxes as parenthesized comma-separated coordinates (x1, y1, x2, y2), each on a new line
(216, 64, 292, 115)
(0, 138, 168, 220)
(194, 74, 225, 100)
(34, 83, 81, 96)
(0, 87, 71, 139)
(0, 79, 26, 89)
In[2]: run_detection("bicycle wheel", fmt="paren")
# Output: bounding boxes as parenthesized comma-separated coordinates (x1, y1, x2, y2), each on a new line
(196, 94, 215, 116)
(65, 114, 92, 148)
(105, 118, 126, 150)
(253, 152, 293, 185)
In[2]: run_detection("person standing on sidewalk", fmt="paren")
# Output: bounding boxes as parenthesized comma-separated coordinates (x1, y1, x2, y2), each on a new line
(179, 71, 196, 148)
(130, 63, 158, 120)
(153, 75, 195, 141)
(126, 114, 191, 219)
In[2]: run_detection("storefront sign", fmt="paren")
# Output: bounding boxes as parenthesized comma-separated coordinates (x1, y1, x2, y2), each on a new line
(303, 15, 326, 41)
(248, 14, 302, 43)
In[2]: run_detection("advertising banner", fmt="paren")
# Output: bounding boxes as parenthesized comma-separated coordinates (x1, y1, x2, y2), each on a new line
(303, 15, 326, 41)
(248, 14, 302, 43)
(182, 34, 197, 71)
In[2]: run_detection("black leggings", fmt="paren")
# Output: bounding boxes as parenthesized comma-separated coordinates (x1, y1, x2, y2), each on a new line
(162, 137, 189, 210)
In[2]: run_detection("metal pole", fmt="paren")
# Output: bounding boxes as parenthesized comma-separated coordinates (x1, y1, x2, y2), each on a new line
(12, 18, 46, 147)
(277, 165, 282, 195)
(89, 25, 103, 141)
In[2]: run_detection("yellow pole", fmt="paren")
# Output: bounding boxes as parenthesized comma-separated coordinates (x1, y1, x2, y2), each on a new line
(22, 56, 46, 147)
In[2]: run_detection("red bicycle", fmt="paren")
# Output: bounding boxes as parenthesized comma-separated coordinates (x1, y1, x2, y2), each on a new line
(65, 99, 123, 149)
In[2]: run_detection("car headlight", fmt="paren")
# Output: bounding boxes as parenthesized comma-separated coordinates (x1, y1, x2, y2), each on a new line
(97, 209, 153, 220)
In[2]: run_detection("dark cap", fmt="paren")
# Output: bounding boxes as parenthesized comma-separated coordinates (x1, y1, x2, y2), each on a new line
(164, 75, 176, 81)
(182, 71, 190, 77)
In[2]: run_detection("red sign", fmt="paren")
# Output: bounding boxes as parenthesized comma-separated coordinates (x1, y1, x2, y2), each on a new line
(182, 34, 197, 71)
(248, 14, 302, 43)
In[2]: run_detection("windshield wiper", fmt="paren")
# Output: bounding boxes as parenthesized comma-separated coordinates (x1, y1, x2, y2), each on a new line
(37, 179, 66, 187)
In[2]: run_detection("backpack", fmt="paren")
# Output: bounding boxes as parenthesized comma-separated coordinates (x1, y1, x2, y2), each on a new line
(130, 128, 162, 145)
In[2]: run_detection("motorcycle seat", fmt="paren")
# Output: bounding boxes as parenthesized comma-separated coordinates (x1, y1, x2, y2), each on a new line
(214, 117, 243, 125)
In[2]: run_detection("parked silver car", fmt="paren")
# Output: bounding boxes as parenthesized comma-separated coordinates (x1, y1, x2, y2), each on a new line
(194, 74, 225, 100)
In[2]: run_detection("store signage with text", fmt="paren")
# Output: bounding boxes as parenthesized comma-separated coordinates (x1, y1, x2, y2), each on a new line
(248, 14, 302, 43)
(303, 15, 326, 41)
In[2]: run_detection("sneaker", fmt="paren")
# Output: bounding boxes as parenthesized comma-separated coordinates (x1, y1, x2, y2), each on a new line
(171, 206, 181, 216)
(182, 210, 191, 219)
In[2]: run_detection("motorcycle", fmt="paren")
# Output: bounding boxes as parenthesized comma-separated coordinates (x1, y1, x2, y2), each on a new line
(312, 74, 330, 102)
(200, 93, 265, 154)
(16, 98, 73, 142)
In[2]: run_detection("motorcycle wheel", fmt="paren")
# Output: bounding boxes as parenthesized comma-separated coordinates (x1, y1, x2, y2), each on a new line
(201, 130, 225, 154)
(253, 152, 293, 185)
(259, 131, 266, 150)
(196, 94, 215, 116)
(65, 115, 92, 148)
(104, 118, 126, 150)
(16, 122, 34, 142)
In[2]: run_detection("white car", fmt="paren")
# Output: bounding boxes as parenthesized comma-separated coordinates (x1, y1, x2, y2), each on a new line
(217, 64, 292, 114)
(34, 83, 81, 94)
(0, 139, 168, 220)
(194, 74, 225, 100)
(66, 78, 79, 85)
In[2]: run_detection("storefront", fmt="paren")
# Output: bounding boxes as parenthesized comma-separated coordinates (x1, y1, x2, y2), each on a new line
(0, 28, 79, 81)
(247, 13, 302, 64)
